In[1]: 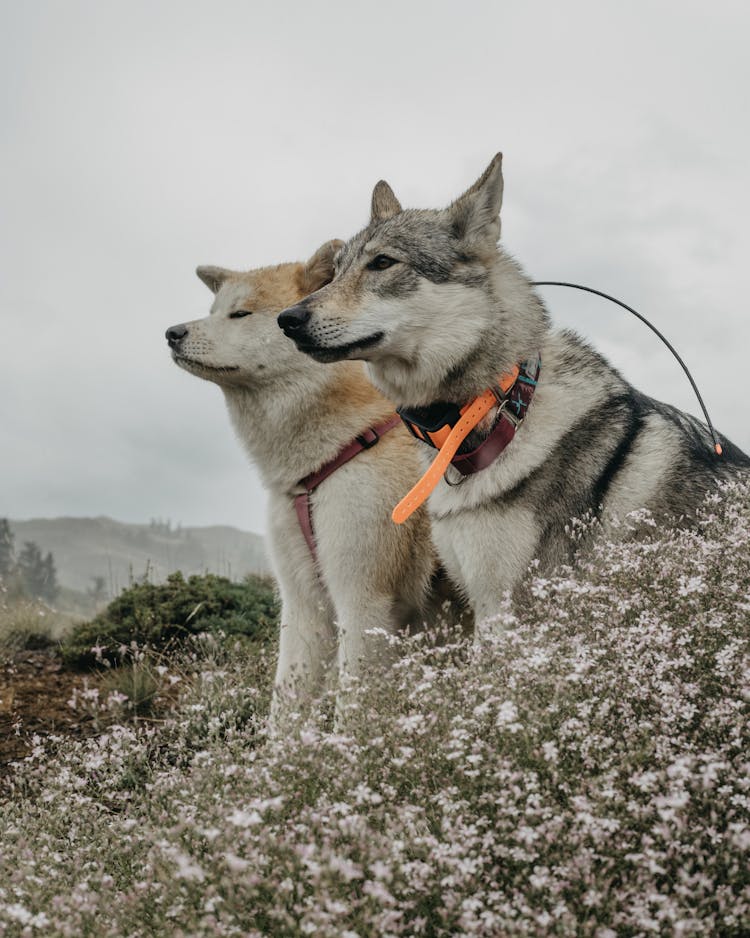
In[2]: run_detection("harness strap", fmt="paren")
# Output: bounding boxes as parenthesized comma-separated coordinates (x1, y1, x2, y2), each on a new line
(294, 414, 402, 564)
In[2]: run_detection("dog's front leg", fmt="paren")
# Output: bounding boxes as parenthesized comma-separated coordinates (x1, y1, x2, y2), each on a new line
(330, 591, 399, 729)
(267, 495, 337, 733)
(334, 592, 399, 683)
(269, 600, 336, 732)
(431, 503, 540, 629)
(316, 512, 402, 710)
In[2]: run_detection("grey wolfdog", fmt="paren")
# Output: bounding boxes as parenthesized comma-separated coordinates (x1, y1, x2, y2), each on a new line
(278, 155, 750, 623)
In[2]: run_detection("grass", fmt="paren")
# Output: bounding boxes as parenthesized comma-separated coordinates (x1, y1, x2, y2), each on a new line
(0, 481, 748, 936)
(0, 595, 76, 663)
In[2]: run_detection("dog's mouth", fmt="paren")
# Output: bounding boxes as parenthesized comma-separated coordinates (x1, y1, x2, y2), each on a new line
(295, 331, 385, 363)
(172, 353, 240, 375)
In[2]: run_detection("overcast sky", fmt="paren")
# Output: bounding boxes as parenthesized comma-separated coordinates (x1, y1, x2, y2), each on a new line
(2, 1, 748, 534)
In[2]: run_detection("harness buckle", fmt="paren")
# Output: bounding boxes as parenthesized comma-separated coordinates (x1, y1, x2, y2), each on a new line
(490, 384, 509, 406)
(356, 428, 380, 449)
(497, 398, 523, 428)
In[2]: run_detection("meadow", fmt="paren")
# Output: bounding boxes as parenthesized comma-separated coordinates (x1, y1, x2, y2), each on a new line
(0, 483, 748, 936)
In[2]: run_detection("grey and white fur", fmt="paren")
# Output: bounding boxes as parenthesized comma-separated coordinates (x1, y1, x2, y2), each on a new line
(278, 155, 750, 623)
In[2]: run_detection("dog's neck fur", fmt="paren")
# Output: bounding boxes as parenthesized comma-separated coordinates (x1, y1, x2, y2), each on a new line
(222, 360, 395, 493)
(368, 249, 551, 408)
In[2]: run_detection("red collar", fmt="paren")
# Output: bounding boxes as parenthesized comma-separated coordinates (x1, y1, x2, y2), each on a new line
(295, 414, 402, 564)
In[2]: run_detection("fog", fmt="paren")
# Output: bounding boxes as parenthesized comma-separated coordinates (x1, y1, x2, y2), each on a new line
(2, 0, 748, 532)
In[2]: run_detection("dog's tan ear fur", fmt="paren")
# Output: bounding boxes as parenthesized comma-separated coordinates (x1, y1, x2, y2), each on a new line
(448, 152, 504, 246)
(196, 265, 233, 294)
(371, 180, 403, 222)
(300, 239, 345, 294)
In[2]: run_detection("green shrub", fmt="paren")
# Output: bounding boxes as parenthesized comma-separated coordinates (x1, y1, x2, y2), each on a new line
(60, 572, 279, 667)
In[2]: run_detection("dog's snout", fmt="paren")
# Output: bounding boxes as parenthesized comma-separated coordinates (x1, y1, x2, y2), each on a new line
(166, 323, 189, 347)
(277, 304, 311, 336)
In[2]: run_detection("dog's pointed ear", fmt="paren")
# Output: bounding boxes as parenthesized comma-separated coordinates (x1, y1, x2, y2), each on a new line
(300, 239, 345, 294)
(447, 153, 504, 247)
(196, 265, 233, 294)
(371, 180, 403, 222)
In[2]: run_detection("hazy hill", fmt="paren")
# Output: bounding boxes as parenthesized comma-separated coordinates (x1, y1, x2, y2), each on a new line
(9, 516, 269, 595)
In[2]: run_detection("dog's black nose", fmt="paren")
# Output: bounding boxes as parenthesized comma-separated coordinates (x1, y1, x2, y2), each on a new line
(166, 324, 189, 347)
(278, 305, 311, 335)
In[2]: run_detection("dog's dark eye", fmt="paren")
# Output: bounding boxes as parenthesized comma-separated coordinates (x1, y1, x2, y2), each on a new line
(228, 310, 253, 319)
(367, 254, 399, 271)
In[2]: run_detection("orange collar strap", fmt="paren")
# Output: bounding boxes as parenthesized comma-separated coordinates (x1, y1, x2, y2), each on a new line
(393, 357, 540, 524)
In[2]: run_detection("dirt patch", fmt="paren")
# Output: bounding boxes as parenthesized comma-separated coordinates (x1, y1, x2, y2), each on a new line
(0, 650, 94, 774)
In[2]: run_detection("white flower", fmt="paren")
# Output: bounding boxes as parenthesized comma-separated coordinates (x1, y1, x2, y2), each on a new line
(496, 700, 521, 732)
(227, 808, 262, 828)
(224, 852, 250, 872)
(170, 850, 205, 882)
(677, 575, 705, 596)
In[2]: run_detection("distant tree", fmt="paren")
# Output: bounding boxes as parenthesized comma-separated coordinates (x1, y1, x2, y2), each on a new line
(17, 541, 43, 595)
(17, 541, 58, 602)
(88, 575, 108, 604)
(40, 551, 59, 603)
(0, 519, 14, 578)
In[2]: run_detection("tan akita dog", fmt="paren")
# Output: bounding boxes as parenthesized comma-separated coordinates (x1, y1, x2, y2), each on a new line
(166, 241, 452, 723)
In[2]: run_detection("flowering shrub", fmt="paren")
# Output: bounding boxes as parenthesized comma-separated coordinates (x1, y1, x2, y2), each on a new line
(1, 482, 749, 936)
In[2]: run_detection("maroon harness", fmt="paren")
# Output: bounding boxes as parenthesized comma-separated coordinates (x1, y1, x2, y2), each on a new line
(294, 414, 402, 564)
